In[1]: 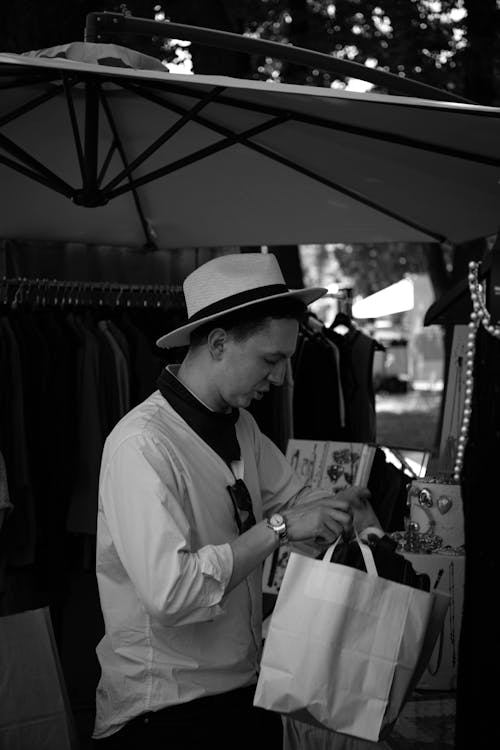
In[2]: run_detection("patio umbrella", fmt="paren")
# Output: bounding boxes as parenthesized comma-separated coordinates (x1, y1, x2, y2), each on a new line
(1, 38, 500, 251)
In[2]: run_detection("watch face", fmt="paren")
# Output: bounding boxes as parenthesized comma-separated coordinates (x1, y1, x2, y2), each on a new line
(270, 513, 284, 527)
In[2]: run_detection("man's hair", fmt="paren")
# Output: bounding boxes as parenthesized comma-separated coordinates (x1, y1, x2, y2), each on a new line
(189, 297, 307, 348)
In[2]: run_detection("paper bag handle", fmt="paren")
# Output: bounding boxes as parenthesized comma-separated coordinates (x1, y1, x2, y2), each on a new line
(324, 532, 378, 577)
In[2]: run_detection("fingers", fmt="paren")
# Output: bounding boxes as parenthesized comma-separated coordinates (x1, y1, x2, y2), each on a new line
(313, 518, 343, 546)
(286, 485, 373, 543)
(314, 511, 352, 547)
(336, 486, 371, 507)
(315, 506, 353, 544)
(326, 508, 353, 534)
(298, 485, 371, 509)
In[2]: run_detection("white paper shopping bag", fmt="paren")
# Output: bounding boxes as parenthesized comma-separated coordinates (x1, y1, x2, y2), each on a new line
(254, 540, 449, 742)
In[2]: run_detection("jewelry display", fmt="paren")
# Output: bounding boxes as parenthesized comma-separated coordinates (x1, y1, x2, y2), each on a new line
(390, 527, 464, 556)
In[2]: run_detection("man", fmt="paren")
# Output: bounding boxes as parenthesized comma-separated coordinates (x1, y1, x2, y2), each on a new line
(92, 253, 377, 749)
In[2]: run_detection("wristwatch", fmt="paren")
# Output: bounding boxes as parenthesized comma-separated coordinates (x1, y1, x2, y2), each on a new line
(266, 513, 289, 545)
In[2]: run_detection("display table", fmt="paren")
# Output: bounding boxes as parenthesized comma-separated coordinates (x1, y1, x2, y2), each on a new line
(402, 551, 465, 690)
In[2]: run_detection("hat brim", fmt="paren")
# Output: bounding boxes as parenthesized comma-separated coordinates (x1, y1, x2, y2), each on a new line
(156, 286, 328, 349)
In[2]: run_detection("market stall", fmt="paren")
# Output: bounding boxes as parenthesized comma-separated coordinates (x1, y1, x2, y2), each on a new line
(1, 12, 499, 748)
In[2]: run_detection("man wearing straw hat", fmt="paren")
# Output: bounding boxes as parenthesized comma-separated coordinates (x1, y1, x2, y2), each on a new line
(93, 253, 377, 749)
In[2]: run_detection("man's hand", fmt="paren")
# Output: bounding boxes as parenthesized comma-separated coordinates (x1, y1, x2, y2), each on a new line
(347, 487, 383, 534)
(284, 486, 373, 546)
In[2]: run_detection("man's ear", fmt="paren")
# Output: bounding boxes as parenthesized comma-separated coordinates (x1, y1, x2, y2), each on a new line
(206, 327, 227, 360)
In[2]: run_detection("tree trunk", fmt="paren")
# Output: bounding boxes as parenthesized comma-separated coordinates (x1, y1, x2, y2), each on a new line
(462, 0, 499, 105)
(282, 0, 310, 83)
(268, 245, 305, 289)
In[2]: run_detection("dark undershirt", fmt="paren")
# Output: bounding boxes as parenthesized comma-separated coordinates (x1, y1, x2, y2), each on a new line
(156, 366, 240, 465)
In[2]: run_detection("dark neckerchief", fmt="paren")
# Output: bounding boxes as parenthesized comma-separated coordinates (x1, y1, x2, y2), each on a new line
(157, 366, 240, 465)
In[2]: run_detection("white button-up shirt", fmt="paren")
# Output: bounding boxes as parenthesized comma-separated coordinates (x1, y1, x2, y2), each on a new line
(93, 391, 305, 738)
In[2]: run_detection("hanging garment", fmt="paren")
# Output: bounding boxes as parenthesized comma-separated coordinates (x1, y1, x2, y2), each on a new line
(292, 333, 345, 440)
(327, 326, 377, 443)
(0, 290, 186, 560)
(107, 318, 132, 407)
(458, 327, 500, 746)
(0, 450, 13, 593)
(0, 317, 36, 566)
(65, 315, 104, 536)
(248, 360, 294, 453)
(95, 317, 123, 436)
(0, 450, 12, 517)
(98, 320, 130, 419)
(118, 312, 165, 405)
(36, 311, 79, 507)
(9, 313, 51, 503)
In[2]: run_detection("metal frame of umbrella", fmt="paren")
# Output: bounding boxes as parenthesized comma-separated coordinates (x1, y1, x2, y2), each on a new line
(85, 11, 471, 104)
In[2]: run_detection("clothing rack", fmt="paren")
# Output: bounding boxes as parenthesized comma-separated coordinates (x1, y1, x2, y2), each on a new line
(0, 277, 185, 311)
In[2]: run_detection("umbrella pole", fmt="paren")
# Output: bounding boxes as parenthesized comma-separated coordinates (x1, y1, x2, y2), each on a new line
(81, 78, 100, 207)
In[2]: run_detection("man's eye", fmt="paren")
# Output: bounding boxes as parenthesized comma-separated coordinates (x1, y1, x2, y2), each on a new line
(264, 358, 277, 366)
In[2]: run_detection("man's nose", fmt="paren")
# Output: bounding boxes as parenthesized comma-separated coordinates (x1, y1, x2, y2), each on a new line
(268, 360, 286, 386)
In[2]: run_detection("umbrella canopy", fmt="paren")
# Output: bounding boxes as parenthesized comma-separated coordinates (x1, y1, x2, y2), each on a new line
(1, 41, 500, 250)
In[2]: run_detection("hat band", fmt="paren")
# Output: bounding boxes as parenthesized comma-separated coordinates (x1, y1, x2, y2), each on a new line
(188, 283, 289, 323)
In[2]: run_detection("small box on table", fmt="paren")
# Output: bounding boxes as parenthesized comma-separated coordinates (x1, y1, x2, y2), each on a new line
(409, 478, 464, 549)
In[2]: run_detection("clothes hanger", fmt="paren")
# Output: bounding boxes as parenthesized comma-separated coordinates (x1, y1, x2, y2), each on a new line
(330, 311, 353, 330)
(329, 310, 386, 351)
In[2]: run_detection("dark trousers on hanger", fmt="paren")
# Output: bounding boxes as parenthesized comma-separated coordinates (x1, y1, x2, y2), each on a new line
(92, 684, 283, 749)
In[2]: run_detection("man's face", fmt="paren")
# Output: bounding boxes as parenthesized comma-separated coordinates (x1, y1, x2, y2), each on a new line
(216, 317, 299, 410)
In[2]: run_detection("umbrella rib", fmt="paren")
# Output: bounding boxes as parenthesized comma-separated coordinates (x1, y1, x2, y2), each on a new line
(102, 85, 226, 193)
(103, 114, 291, 200)
(225, 96, 500, 168)
(0, 131, 74, 197)
(135, 79, 500, 168)
(244, 139, 446, 242)
(0, 152, 72, 197)
(0, 75, 56, 91)
(288, 111, 500, 169)
(97, 140, 118, 186)
(0, 86, 61, 128)
(99, 92, 157, 250)
(108, 82, 445, 240)
(61, 72, 87, 182)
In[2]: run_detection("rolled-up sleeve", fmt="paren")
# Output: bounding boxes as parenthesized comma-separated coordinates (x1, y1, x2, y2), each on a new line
(248, 420, 307, 516)
(98, 433, 234, 627)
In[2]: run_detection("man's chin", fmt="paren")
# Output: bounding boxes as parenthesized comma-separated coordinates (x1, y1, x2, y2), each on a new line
(231, 392, 264, 408)
(239, 393, 257, 408)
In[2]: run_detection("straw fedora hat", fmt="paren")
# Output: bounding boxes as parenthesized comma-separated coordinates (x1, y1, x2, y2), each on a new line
(156, 253, 327, 349)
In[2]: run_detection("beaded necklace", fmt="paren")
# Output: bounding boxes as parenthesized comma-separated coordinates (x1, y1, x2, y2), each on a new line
(453, 260, 500, 481)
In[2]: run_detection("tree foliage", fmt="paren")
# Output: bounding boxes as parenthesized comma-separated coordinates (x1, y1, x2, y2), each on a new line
(1, 1, 497, 102)
(242, 0, 465, 95)
(331, 242, 429, 299)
